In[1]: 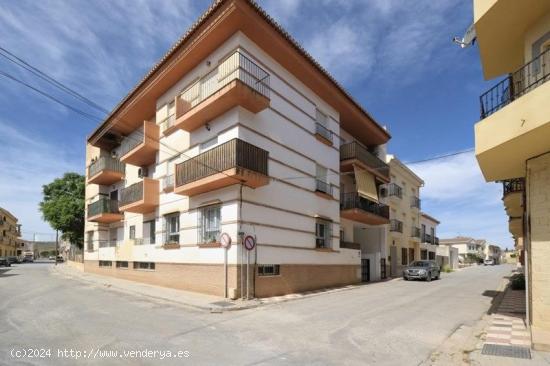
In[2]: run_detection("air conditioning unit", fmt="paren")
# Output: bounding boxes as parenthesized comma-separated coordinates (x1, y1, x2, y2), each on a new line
(138, 167, 148, 178)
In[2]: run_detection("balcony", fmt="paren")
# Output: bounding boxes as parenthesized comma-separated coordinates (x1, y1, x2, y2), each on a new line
(390, 219, 403, 233)
(411, 196, 421, 210)
(382, 183, 403, 200)
(314, 123, 332, 146)
(87, 197, 123, 223)
(340, 142, 390, 182)
(422, 233, 435, 245)
(119, 178, 159, 214)
(119, 120, 159, 166)
(340, 192, 390, 225)
(502, 178, 524, 218)
(174, 139, 269, 196)
(411, 227, 421, 239)
(315, 179, 333, 199)
(87, 156, 125, 185)
(509, 217, 523, 239)
(162, 51, 270, 135)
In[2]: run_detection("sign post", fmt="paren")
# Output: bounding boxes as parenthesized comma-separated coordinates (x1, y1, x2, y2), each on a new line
(243, 235, 256, 299)
(220, 233, 231, 298)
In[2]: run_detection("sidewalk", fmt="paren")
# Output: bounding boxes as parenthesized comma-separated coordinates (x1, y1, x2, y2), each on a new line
(51, 263, 394, 312)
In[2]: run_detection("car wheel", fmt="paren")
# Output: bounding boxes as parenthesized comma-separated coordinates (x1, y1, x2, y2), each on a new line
(403, 276, 408, 281)
(434, 272, 440, 280)
(426, 272, 432, 282)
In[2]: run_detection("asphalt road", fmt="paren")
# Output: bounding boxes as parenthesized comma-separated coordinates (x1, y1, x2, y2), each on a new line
(0, 262, 512, 365)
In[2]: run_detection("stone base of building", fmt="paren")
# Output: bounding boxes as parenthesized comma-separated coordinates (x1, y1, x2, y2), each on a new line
(532, 326, 550, 352)
(83, 260, 360, 298)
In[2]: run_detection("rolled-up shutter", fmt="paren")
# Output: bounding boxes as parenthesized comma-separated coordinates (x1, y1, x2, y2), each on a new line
(354, 165, 379, 203)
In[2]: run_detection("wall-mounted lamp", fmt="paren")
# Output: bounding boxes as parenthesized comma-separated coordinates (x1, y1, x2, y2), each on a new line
(205, 123, 211, 131)
(206, 60, 211, 67)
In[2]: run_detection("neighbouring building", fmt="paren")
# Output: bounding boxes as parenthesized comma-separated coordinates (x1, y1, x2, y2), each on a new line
(420, 212, 440, 261)
(472, 0, 550, 349)
(382, 156, 423, 277)
(483, 243, 502, 264)
(83, 0, 391, 298)
(0, 207, 21, 258)
(436, 245, 459, 270)
(439, 236, 484, 263)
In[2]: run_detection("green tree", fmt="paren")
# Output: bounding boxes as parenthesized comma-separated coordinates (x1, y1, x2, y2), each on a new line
(39, 173, 85, 248)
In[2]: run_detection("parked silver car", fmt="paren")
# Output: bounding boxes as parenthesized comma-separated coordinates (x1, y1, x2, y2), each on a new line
(403, 260, 440, 282)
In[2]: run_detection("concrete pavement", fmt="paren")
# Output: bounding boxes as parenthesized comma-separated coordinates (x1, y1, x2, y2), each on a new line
(0, 262, 524, 365)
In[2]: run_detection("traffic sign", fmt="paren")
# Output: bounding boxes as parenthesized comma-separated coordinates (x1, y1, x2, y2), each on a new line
(243, 235, 256, 251)
(220, 232, 232, 249)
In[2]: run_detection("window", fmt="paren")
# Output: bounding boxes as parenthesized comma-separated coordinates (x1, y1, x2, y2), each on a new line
(116, 261, 128, 269)
(129, 225, 136, 240)
(430, 227, 435, 238)
(408, 248, 415, 263)
(199, 136, 218, 152)
(199, 205, 221, 243)
(258, 264, 280, 276)
(315, 164, 330, 194)
(99, 260, 112, 267)
(133, 262, 155, 271)
(421, 224, 426, 237)
(315, 219, 331, 248)
(164, 213, 180, 244)
(143, 220, 155, 245)
(86, 231, 94, 251)
(428, 252, 435, 260)
(316, 108, 328, 127)
(421, 249, 428, 260)
(401, 248, 408, 265)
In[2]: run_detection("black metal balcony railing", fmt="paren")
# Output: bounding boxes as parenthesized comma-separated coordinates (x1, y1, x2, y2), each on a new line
(503, 178, 525, 197)
(315, 179, 332, 195)
(434, 237, 439, 245)
(411, 196, 421, 209)
(340, 142, 390, 181)
(390, 219, 403, 233)
(88, 156, 125, 178)
(175, 138, 268, 187)
(87, 197, 120, 218)
(384, 183, 403, 199)
(423, 233, 433, 244)
(120, 181, 143, 207)
(480, 47, 550, 119)
(340, 192, 390, 219)
(315, 122, 332, 143)
(411, 227, 421, 238)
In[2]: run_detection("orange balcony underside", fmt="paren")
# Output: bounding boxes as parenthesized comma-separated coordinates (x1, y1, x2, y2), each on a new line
(340, 209, 390, 226)
(87, 212, 123, 224)
(119, 178, 159, 214)
(120, 121, 159, 166)
(174, 167, 269, 196)
(166, 80, 269, 135)
(340, 159, 390, 183)
(87, 170, 124, 185)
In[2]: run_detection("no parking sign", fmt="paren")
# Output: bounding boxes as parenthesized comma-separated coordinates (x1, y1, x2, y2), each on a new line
(243, 235, 256, 251)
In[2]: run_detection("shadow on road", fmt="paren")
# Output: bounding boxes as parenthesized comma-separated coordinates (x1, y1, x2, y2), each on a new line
(0, 268, 18, 277)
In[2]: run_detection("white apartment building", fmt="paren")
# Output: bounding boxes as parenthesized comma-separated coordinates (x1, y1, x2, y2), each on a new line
(383, 156, 423, 277)
(483, 243, 502, 264)
(84, 0, 391, 298)
(420, 212, 440, 261)
(439, 237, 485, 263)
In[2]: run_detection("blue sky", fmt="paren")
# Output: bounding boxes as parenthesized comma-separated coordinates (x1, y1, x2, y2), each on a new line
(0, 0, 512, 248)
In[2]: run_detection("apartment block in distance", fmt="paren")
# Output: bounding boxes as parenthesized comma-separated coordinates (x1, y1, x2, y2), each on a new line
(472, 0, 550, 349)
(0, 207, 21, 258)
(381, 156, 423, 277)
(84, 0, 391, 298)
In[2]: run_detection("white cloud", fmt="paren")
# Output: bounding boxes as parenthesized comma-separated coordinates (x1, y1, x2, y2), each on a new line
(409, 151, 514, 249)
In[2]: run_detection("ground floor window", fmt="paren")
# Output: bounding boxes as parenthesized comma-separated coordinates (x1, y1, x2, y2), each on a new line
(401, 248, 408, 265)
(99, 260, 112, 267)
(116, 261, 128, 269)
(258, 264, 280, 276)
(408, 248, 415, 263)
(428, 251, 436, 260)
(421, 249, 428, 260)
(315, 219, 331, 248)
(133, 262, 155, 271)
(198, 204, 221, 243)
(164, 213, 180, 244)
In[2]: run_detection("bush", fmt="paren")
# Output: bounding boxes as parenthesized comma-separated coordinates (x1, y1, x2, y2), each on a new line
(442, 264, 453, 273)
(510, 273, 525, 290)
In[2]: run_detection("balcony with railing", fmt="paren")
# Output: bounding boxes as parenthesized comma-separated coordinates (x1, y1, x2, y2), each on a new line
(119, 178, 159, 214)
(502, 177, 525, 218)
(315, 179, 333, 199)
(87, 156, 125, 185)
(174, 138, 269, 196)
(411, 227, 421, 239)
(314, 123, 332, 146)
(480, 48, 550, 119)
(422, 233, 434, 245)
(119, 120, 159, 166)
(162, 51, 270, 136)
(340, 241, 360, 250)
(411, 196, 421, 210)
(340, 192, 390, 225)
(340, 142, 390, 182)
(87, 197, 123, 223)
(382, 183, 403, 200)
(390, 219, 403, 233)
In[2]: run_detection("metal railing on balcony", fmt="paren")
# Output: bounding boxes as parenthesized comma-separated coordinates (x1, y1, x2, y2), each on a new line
(120, 181, 143, 207)
(502, 178, 525, 197)
(480, 48, 550, 119)
(118, 126, 144, 157)
(423, 233, 433, 244)
(87, 197, 120, 218)
(162, 174, 175, 191)
(159, 114, 176, 134)
(390, 219, 403, 233)
(315, 122, 332, 143)
(315, 179, 332, 196)
(175, 138, 268, 187)
(340, 142, 389, 180)
(88, 156, 125, 178)
(340, 192, 390, 219)
(177, 51, 270, 117)
(411, 227, 421, 238)
(411, 196, 421, 209)
(384, 183, 403, 199)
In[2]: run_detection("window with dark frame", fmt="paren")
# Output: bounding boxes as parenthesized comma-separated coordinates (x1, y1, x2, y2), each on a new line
(129, 225, 136, 240)
(401, 248, 408, 266)
(164, 213, 180, 244)
(258, 264, 280, 276)
(99, 260, 112, 267)
(315, 219, 331, 248)
(199, 205, 221, 243)
(116, 261, 128, 269)
(133, 262, 155, 270)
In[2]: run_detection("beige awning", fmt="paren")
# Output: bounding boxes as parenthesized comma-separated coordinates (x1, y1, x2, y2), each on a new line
(354, 165, 378, 203)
